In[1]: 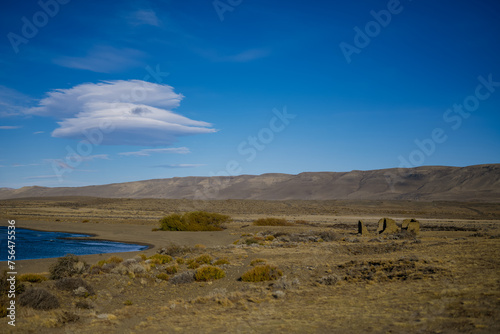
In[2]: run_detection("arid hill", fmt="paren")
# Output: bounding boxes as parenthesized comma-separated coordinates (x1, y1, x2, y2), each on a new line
(1, 164, 499, 201)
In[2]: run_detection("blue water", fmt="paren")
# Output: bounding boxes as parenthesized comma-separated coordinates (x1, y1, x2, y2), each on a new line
(0, 227, 148, 261)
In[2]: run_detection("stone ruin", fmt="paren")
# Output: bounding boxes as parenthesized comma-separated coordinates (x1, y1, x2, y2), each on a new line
(376, 218, 399, 234)
(356, 218, 420, 236)
(401, 218, 420, 235)
(358, 220, 369, 236)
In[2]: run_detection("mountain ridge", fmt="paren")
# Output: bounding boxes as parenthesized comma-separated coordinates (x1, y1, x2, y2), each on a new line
(1, 164, 499, 202)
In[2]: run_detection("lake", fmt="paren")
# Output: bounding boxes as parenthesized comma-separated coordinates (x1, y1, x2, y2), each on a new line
(0, 226, 148, 261)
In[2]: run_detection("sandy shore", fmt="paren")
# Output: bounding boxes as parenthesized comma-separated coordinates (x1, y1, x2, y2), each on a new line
(1, 220, 236, 274)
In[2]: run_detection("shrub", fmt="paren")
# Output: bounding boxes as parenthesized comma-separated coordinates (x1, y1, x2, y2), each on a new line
(157, 273, 170, 281)
(158, 244, 192, 257)
(319, 231, 341, 242)
(195, 266, 226, 281)
(241, 265, 283, 282)
(106, 256, 123, 264)
(159, 211, 232, 231)
(245, 237, 260, 245)
(137, 253, 148, 260)
(187, 254, 213, 269)
(18, 274, 47, 283)
(55, 277, 95, 295)
(265, 235, 275, 241)
(19, 288, 60, 310)
(165, 265, 179, 275)
(170, 271, 195, 284)
(250, 259, 267, 266)
(148, 254, 173, 265)
(253, 218, 293, 226)
(124, 300, 133, 306)
(49, 254, 86, 280)
(75, 300, 94, 309)
(213, 258, 230, 266)
(176, 258, 185, 265)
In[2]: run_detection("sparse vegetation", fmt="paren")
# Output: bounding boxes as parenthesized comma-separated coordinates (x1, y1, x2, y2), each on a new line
(213, 258, 230, 266)
(158, 244, 193, 257)
(158, 211, 232, 231)
(49, 254, 86, 280)
(241, 265, 283, 282)
(253, 218, 293, 226)
(250, 258, 267, 266)
(195, 265, 226, 281)
(156, 273, 169, 281)
(165, 264, 179, 274)
(18, 273, 48, 283)
(124, 300, 133, 306)
(19, 288, 60, 310)
(170, 271, 195, 284)
(187, 254, 213, 269)
(148, 254, 173, 264)
(55, 277, 95, 295)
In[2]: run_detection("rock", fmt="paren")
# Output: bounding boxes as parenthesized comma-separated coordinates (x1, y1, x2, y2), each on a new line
(272, 290, 285, 299)
(377, 218, 399, 234)
(73, 286, 89, 297)
(358, 220, 369, 235)
(402, 218, 420, 235)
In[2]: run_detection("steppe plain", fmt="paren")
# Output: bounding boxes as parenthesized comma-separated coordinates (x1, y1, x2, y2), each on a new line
(1, 197, 500, 333)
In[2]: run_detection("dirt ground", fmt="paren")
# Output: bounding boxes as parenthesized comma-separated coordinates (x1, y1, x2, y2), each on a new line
(1, 197, 500, 333)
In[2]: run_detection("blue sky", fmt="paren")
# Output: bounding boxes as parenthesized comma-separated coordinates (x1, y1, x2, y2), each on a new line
(0, 0, 499, 188)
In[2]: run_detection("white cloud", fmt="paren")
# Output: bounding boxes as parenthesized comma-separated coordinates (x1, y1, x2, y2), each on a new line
(0, 125, 22, 129)
(119, 147, 190, 156)
(128, 10, 161, 26)
(152, 163, 205, 168)
(45, 155, 109, 170)
(27, 80, 216, 146)
(33, 131, 44, 134)
(54, 46, 145, 73)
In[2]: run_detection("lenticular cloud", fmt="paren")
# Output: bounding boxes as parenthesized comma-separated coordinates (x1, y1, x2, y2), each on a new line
(27, 80, 216, 146)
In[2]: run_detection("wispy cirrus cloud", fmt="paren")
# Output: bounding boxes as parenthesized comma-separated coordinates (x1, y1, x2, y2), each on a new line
(151, 163, 205, 168)
(45, 155, 109, 170)
(27, 80, 216, 146)
(54, 46, 146, 73)
(127, 9, 161, 27)
(24, 175, 61, 180)
(0, 125, 22, 129)
(199, 48, 270, 63)
(0, 86, 35, 117)
(119, 147, 190, 156)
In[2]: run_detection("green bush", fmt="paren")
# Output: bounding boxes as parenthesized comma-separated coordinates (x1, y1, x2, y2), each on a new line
(187, 254, 213, 269)
(148, 254, 173, 265)
(159, 211, 231, 231)
(240, 265, 283, 282)
(253, 218, 293, 226)
(213, 258, 230, 266)
(194, 266, 225, 281)
(165, 265, 179, 275)
(156, 273, 169, 281)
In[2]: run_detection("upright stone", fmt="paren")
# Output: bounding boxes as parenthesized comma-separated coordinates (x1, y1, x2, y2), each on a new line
(377, 218, 399, 234)
(358, 220, 369, 235)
